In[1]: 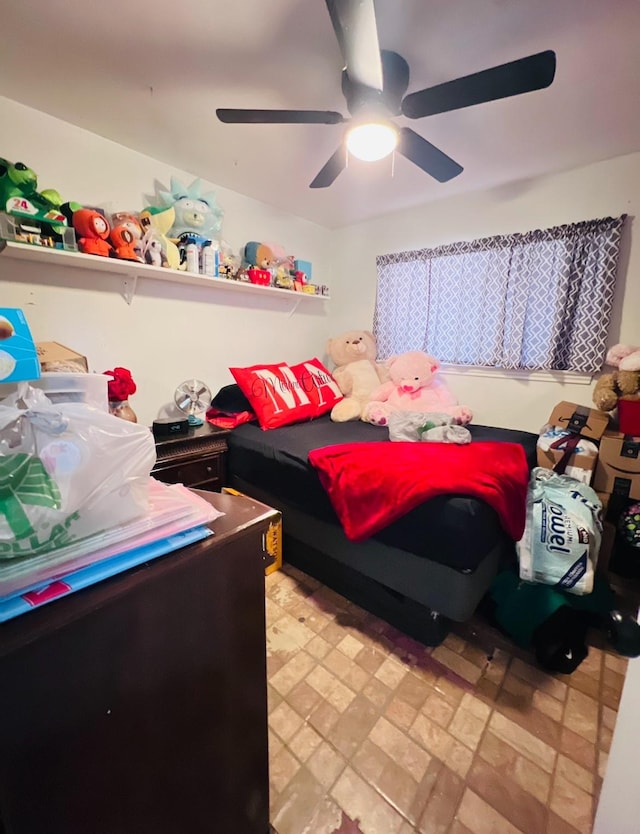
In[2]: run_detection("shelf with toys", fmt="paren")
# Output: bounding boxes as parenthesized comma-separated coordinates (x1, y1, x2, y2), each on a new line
(0, 238, 330, 306)
(0, 158, 330, 305)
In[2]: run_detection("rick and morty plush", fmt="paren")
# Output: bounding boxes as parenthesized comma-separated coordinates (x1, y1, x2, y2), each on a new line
(157, 177, 224, 245)
(156, 177, 224, 272)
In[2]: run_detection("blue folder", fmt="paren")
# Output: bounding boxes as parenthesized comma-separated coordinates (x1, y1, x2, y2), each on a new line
(0, 525, 213, 623)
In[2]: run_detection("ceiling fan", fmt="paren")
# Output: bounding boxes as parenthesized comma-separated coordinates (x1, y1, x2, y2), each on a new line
(216, 0, 556, 189)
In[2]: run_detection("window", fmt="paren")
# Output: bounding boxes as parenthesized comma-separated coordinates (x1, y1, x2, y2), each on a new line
(374, 216, 625, 374)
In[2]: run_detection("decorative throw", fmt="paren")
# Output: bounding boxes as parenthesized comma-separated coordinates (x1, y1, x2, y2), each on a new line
(308, 441, 529, 542)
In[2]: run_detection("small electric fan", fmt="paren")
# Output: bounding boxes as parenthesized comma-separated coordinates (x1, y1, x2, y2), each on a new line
(174, 379, 212, 427)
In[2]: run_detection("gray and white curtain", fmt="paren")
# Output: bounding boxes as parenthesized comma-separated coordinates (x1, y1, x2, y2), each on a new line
(374, 216, 626, 373)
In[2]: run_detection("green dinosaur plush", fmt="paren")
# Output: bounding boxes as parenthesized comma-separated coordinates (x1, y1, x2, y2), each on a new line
(0, 157, 67, 226)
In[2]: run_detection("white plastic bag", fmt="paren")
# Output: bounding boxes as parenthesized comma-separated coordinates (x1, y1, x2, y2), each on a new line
(516, 467, 603, 595)
(0, 383, 156, 560)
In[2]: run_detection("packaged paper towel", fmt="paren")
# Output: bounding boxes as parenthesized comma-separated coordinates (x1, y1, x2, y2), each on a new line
(517, 467, 603, 595)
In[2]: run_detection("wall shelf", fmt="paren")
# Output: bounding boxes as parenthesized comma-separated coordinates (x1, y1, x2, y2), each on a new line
(0, 239, 330, 306)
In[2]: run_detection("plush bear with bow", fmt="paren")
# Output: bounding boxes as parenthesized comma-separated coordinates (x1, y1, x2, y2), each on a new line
(363, 350, 472, 427)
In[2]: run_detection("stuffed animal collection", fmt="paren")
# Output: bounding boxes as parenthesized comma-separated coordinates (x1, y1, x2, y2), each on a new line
(592, 343, 640, 412)
(325, 330, 388, 422)
(0, 153, 319, 289)
(362, 350, 472, 427)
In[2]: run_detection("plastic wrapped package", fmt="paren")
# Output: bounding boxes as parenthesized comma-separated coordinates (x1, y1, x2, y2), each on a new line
(536, 425, 599, 484)
(0, 383, 156, 561)
(517, 467, 603, 595)
(0, 480, 221, 598)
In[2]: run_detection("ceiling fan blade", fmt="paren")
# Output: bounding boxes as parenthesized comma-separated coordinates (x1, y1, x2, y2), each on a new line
(309, 145, 347, 188)
(325, 0, 383, 91)
(397, 128, 463, 182)
(401, 50, 556, 119)
(216, 109, 344, 124)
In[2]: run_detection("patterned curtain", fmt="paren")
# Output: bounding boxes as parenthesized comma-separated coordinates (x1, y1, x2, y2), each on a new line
(374, 216, 625, 373)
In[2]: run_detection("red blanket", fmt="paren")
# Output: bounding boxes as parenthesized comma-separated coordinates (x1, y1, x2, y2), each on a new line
(308, 441, 529, 542)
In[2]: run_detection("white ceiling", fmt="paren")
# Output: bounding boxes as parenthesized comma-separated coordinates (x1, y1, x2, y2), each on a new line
(1, 0, 639, 228)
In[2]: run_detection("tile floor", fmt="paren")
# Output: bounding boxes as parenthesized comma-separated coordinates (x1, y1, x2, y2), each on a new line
(265, 565, 628, 834)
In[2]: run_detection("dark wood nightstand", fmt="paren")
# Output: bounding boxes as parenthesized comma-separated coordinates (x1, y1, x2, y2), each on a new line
(151, 422, 230, 491)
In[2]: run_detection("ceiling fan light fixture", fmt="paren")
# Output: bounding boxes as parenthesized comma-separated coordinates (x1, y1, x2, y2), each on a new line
(345, 121, 398, 162)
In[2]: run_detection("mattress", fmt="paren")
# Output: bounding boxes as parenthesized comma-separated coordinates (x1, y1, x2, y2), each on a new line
(227, 415, 538, 572)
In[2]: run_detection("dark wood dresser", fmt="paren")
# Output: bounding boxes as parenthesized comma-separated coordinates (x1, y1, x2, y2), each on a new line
(0, 491, 275, 834)
(151, 422, 230, 491)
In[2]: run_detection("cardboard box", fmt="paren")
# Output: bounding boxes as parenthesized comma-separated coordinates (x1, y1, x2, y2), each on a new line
(536, 402, 610, 482)
(294, 259, 312, 279)
(536, 440, 597, 483)
(593, 430, 640, 501)
(221, 487, 282, 575)
(36, 342, 89, 373)
(0, 308, 40, 383)
(546, 401, 610, 441)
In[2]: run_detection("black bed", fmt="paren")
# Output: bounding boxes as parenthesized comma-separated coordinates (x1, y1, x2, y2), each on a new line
(227, 415, 538, 643)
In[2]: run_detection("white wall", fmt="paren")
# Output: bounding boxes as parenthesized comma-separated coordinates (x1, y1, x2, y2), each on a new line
(594, 651, 640, 834)
(331, 153, 640, 432)
(0, 96, 334, 424)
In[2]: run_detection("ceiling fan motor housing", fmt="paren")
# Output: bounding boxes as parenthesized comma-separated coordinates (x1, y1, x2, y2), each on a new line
(341, 50, 410, 117)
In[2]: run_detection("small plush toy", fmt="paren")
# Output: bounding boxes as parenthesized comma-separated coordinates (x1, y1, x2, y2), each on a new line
(242, 241, 276, 270)
(110, 211, 143, 245)
(110, 224, 143, 262)
(592, 343, 640, 412)
(139, 206, 179, 270)
(73, 209, 112, 257)
(326, 330, 388, 422)
(363, 350, 472, 427)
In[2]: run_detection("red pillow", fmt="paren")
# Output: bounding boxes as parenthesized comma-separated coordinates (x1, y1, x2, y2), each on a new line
(229, 363, 314, 430)
(290, 358, 343, 418)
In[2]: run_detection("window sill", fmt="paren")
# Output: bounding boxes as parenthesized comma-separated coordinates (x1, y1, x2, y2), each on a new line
(439, 365, 594, 385)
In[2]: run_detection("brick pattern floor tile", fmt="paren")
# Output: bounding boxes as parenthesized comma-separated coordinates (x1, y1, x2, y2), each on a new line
(265, 565, 627, 834)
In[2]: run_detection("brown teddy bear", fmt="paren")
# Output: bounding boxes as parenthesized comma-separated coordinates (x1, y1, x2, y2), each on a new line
(592, 343, 640, 412)
(326, 330, 388, 422)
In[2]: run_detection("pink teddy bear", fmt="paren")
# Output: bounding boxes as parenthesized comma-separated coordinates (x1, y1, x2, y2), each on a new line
(607, 343, 640, 371)
(363, 350, 473, 427)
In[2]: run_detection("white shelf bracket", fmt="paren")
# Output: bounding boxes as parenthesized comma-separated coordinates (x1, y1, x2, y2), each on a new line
(287, 297, 303, 318)
(121, 275, 138, 305)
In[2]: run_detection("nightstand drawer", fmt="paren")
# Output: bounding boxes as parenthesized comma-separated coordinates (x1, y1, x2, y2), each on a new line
(151, 422, 230, 492)
(154, 456, 222, 488)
